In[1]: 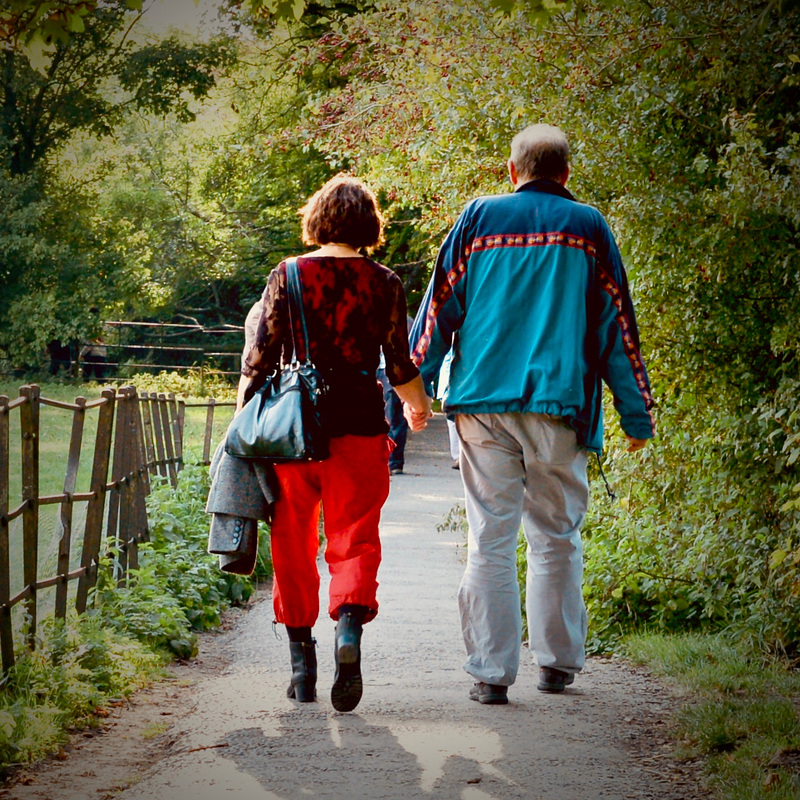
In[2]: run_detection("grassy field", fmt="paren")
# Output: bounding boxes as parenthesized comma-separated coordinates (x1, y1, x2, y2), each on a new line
(1, 376, 236, 620)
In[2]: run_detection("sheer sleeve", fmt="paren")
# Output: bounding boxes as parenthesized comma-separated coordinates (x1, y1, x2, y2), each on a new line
(383, 273, 420, 387)
(241, 267, 287, 380)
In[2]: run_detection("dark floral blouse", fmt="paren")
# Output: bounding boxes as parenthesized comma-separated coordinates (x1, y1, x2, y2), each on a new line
(242, 256, 420, 437)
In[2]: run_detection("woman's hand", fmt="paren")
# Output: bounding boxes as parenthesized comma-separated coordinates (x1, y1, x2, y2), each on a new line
(404, 399, 433, 432)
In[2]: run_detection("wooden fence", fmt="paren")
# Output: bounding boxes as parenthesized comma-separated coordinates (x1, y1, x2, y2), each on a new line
(0, 385, 235, 673)
(46, 319, 245, 380)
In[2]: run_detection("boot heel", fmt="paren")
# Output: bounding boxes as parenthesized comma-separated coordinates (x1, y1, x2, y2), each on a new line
(293, 680, 316, 702)
(337, 633, 359, 665)
(287, 639, 317, 703)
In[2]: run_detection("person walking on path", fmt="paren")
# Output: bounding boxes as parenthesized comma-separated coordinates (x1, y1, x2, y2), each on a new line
(408, 123, 655, 704)
(377, 314, 414, 475)
(237, 174, 431, 712)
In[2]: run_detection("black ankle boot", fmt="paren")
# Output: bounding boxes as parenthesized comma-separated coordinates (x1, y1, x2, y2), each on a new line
(287, 639, 317, 702)
(331, 613, 363, 712)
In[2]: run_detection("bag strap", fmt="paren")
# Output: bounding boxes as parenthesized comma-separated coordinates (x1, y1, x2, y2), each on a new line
(285, 257, 311, 363)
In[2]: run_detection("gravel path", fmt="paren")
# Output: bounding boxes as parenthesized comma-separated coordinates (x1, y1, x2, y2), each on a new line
(7, 414, 703, 800)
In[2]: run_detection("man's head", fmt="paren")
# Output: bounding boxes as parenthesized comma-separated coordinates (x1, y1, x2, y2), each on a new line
(508, 124, 570, 187)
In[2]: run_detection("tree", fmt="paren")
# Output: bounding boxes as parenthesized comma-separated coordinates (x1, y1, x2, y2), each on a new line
(1, 2, 106, 50)
(0, 3, 234, 177)
(0, 0, 235, 366)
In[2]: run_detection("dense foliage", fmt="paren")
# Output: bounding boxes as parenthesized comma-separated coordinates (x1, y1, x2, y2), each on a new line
(93, 464, 256, 658)
(0, 1, 235, 366)
(288, 0, 800, 653)
(0, 613, 161, 771)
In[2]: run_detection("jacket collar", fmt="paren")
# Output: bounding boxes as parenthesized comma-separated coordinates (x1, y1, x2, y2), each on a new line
(515, 178, 576, 202)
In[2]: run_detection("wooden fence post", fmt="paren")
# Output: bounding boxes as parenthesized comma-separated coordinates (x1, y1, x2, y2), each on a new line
(106, 389, 129, 580)
(140, 395, 157, 480)
(19, 385, 40, 645)
(0, 395, 13, 672)
(113, 386, 147, 581)
(105, 388, 132, 580)
(149, 393, 168, 482)
(76, 388, 115, 614)
(126, 389, 150, 572)
(176, 398, 186, 466)
(135, 394, 151, 496)
(55, 397, 86, 620)
(159, 394, 178, 488)
(168, 393, 183, 473)
(203, 398, 217, 466)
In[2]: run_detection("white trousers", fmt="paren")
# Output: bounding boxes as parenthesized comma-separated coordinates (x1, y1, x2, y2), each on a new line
(446, 417, 460, 461)
(456, 413, 589, 686)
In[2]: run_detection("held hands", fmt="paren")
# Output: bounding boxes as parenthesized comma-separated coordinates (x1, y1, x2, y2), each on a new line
(393, 374, 433, 431)
(404, 398, 433, 432)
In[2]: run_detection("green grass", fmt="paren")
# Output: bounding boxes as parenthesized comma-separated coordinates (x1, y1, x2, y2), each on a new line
(624, 632, 800, 799)
(0, 614, 164, 771)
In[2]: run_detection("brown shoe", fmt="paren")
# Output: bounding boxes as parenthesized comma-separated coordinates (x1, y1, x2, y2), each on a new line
(537, 667, 575, 693)
(469, 682, 508, 705)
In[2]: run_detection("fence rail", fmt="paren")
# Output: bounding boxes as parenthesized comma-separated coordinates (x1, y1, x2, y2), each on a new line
(0, 385, 235, 673)
(47, 319, 246, 379)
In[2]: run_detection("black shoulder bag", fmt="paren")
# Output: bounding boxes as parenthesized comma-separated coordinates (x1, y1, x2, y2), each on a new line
(225, 258, 330, 462)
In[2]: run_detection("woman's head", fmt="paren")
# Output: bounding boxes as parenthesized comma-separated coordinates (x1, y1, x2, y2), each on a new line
(300, 174, 385, 251)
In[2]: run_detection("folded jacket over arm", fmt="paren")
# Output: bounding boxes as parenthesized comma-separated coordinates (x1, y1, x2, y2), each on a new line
(206, 442, 278, 574)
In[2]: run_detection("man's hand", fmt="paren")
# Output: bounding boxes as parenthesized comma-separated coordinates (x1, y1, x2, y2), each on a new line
(626, 436, 649, 453)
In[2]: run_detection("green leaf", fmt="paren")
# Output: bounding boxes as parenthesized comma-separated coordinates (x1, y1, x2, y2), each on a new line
(769, 549, 788, 570)
(0, 710, 15, 738)
(488, 0, 518, 13)
(68, 15, 86, 33)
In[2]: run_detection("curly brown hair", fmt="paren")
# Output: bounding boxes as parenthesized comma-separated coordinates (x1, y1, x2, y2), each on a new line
(299, 174, 385, 251)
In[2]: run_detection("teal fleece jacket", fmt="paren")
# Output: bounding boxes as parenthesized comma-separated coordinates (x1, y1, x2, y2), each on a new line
(409, 179, 655, 453)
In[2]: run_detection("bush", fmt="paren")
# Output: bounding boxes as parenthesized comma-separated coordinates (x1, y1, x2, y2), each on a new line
(92, 463, 259, 657)
(0, 460, 269, 774)
(0, 616, 161, 771)
(582, 388, 800, 655)
(126, 369, 235, 400)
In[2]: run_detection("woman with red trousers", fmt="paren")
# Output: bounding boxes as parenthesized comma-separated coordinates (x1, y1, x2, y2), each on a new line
(237, 175, 431, 712)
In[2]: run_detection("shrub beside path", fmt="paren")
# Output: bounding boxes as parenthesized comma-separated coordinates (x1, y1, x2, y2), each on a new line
(7, 414, 703, 800)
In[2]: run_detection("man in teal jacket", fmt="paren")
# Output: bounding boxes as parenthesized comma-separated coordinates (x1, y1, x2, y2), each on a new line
(408, 123, 655, 703)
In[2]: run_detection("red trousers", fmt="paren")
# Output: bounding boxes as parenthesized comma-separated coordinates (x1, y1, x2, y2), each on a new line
(270, 434, 391, 627)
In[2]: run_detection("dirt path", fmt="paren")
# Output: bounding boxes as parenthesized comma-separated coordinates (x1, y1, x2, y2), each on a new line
(5, 415, 703, 800)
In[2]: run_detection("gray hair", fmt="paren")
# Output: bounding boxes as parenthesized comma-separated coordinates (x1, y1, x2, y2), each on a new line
(509, 124, 570, 182)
